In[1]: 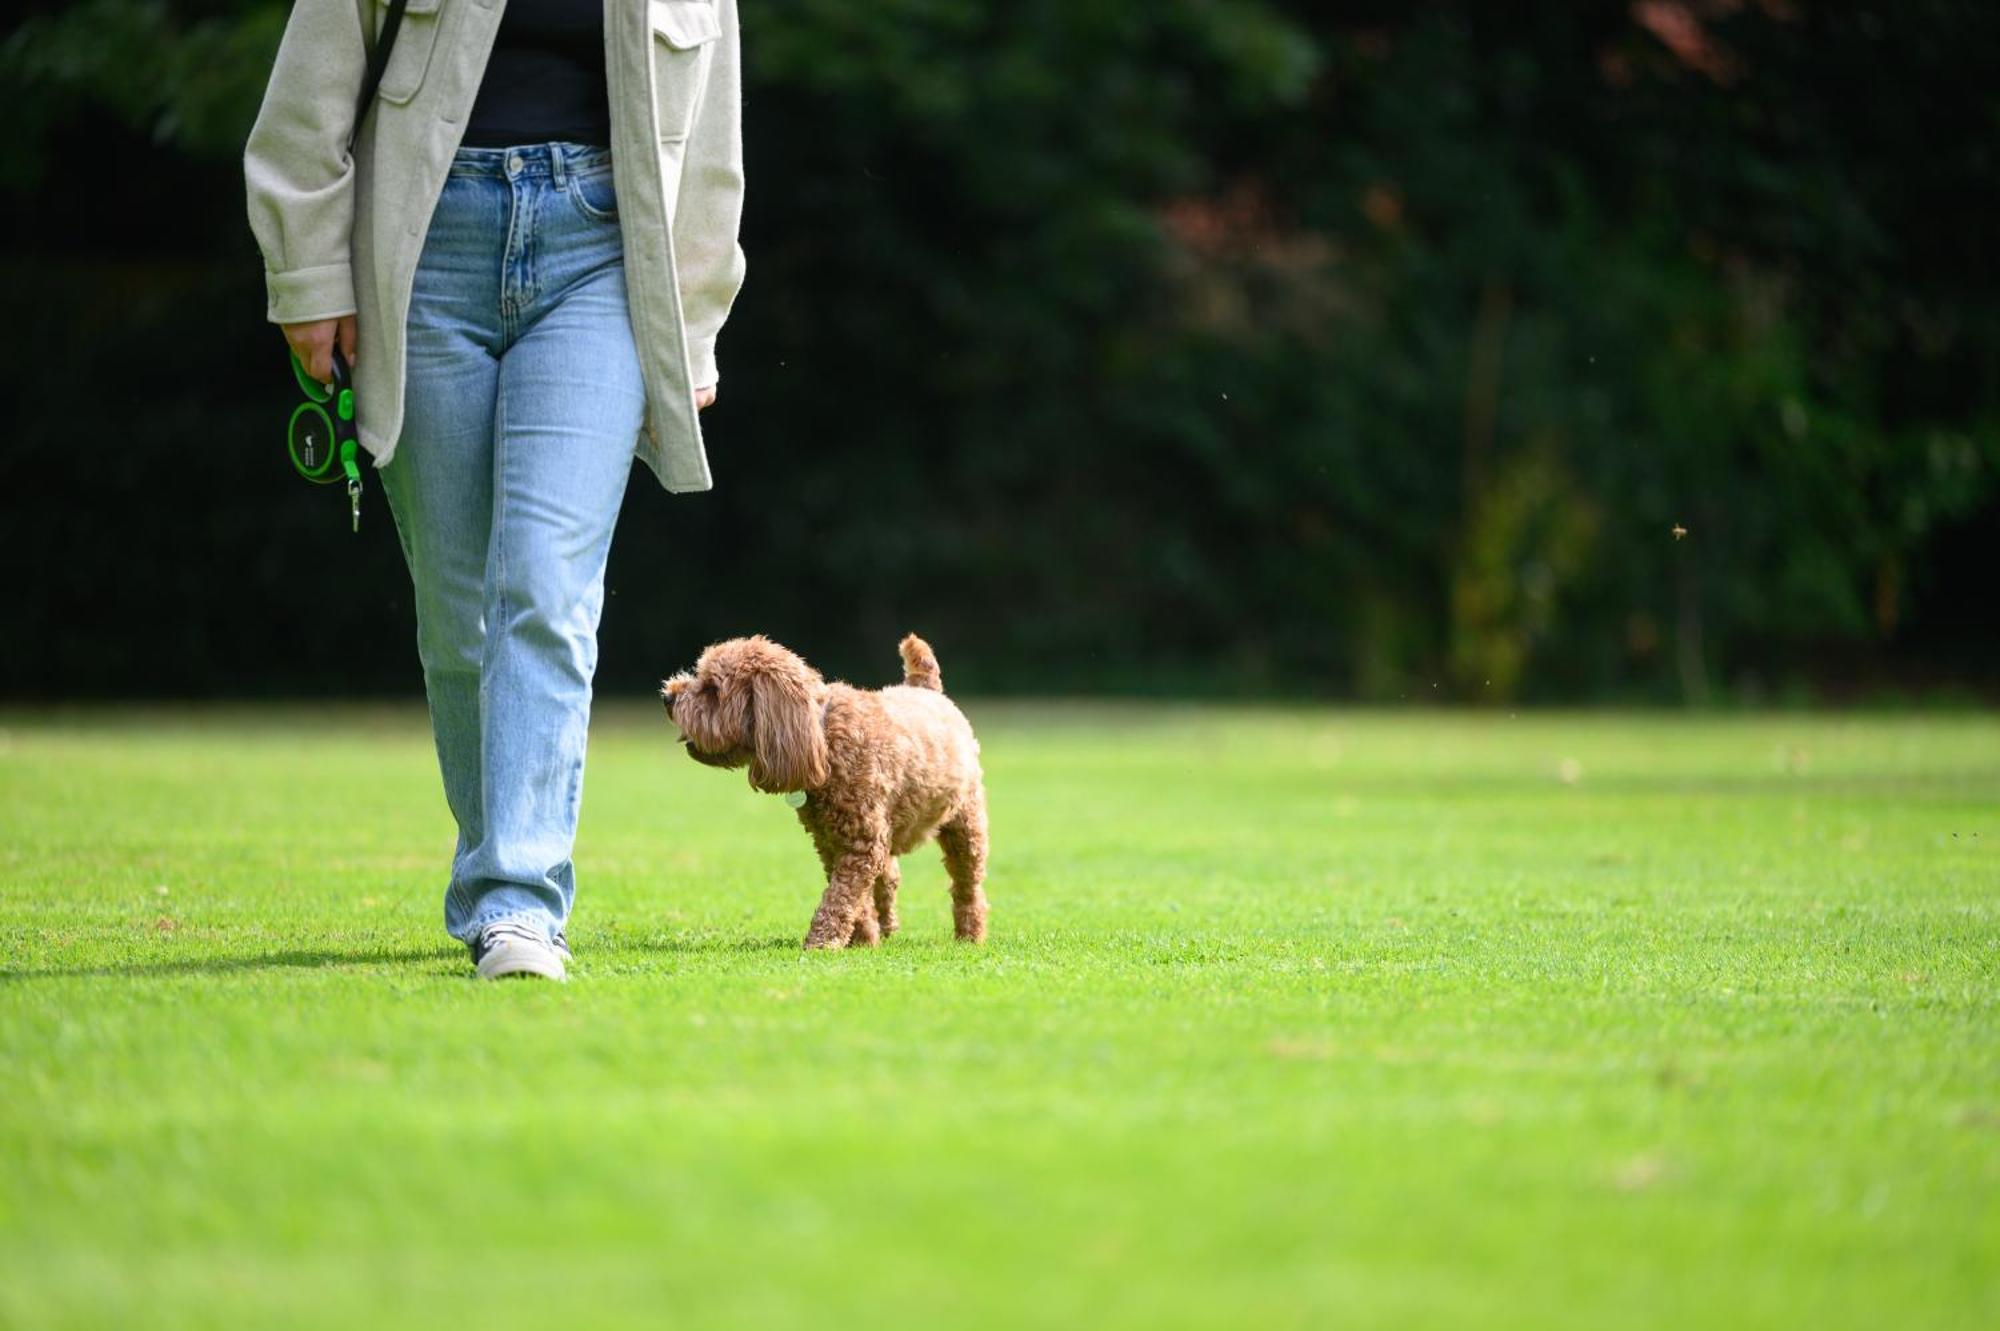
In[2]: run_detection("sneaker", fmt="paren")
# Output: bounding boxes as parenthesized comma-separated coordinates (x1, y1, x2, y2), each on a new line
(471, 918, 568, 981)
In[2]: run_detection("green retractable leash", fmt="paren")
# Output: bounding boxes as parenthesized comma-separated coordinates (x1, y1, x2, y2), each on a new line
(277, 0, 408, 534)
(287, 343, 365, 532)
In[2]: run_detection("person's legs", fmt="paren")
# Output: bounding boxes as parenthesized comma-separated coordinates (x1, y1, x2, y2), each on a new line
(378, 162, 506, 935)
(446, 143, 645, 947)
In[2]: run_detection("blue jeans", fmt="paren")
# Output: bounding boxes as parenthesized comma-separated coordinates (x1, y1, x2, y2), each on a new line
(380, 142, 643, 948)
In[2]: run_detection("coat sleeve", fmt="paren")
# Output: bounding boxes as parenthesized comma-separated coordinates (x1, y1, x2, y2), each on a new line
(673, 0, 748, 390)
(243, 0, 374, 326)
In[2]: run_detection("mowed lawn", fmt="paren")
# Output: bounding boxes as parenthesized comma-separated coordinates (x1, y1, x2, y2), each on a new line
(0, 703, 1994, 1330)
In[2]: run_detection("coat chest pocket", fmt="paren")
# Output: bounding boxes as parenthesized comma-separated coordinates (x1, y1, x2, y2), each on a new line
(375, 0, 445, 105)
(651, 0, 720, 142)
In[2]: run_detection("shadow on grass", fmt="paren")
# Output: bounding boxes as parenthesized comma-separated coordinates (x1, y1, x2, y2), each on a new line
(3, 937, 813, 981)
(0, 945, 461, 982)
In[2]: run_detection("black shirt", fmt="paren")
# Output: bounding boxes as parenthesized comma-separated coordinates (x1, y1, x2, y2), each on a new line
(461, 0, 610, 148)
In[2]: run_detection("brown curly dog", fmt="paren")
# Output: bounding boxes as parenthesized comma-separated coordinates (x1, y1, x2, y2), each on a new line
(661, 634, 989, 949)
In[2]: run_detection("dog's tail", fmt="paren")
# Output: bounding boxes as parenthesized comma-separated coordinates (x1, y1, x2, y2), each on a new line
(899, 634, 943, 691)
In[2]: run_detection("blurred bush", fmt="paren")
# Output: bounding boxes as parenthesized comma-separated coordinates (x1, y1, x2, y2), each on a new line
(1, 0, 1994, 701)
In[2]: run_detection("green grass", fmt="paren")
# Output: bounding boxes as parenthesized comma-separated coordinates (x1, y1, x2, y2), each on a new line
(1, 703, 1995, 1330)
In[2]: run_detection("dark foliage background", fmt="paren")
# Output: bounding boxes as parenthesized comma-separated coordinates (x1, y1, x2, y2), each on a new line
(2, 0, 1995, 702)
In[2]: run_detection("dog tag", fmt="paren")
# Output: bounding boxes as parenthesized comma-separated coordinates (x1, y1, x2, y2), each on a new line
(783, 790, 807, 809)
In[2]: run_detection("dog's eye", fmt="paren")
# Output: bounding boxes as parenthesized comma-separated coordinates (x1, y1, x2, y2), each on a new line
(702, 681, 717, 696)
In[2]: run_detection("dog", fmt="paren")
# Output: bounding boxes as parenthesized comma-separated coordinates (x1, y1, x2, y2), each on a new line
(661, 634, 989, 949)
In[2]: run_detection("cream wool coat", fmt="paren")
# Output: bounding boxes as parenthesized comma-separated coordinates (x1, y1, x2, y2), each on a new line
(244, 0, 745, 493)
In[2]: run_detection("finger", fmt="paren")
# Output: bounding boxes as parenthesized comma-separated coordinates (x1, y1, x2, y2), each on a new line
(338, 315, 359, 366)
(287, 328, 318, 381)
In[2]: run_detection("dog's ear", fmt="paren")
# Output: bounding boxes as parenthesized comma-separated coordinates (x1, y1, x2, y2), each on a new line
(747, 652, 828, 793)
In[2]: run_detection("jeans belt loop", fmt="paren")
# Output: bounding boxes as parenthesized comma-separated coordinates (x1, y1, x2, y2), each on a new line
(551, 143, 568, 189)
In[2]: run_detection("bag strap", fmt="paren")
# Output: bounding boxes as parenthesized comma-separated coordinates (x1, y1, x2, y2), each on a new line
(348, 0, 411, 155)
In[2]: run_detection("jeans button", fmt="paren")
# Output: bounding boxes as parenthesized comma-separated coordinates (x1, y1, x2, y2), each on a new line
(506, 152, 524, 176)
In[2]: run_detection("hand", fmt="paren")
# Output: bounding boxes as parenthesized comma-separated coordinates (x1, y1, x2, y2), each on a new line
(696, 384, 718, 411)
(282, 315, 358, 384)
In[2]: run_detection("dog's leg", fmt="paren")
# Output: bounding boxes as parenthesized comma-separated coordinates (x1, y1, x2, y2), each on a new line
(937, 798, 989, 943)
(806, 834, 874, 947)
(872, 859, 901, 938)
(804, 845, 887, 950)
(849, 883, 882, 947)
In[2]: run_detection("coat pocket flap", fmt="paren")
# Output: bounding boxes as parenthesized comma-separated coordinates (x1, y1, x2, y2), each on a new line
(374, 0, 444, 104)
(651, 0, 721, 50)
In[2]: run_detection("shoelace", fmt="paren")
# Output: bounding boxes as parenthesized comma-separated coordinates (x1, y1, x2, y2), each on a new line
(475, 919, 557, 960)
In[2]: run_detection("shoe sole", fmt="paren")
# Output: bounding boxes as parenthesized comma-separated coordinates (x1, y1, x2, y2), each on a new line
(475, 939, 567, 982)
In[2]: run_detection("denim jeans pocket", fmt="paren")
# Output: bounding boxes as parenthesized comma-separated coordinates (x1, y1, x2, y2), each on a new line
(569, 167, 620, 224)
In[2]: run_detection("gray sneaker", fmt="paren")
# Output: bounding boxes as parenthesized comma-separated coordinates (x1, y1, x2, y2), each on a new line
(471, 919, 568, 981)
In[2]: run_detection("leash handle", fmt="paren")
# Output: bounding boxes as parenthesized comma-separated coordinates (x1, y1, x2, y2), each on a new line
(349, 0, 410, 155)
(284, 343, 362, 534)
